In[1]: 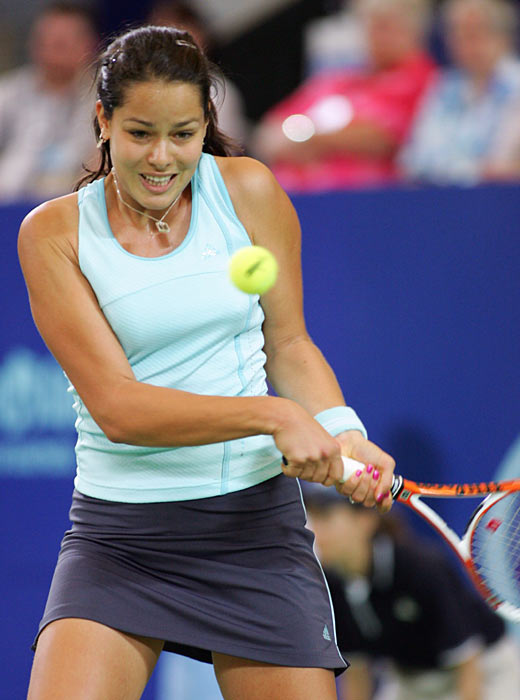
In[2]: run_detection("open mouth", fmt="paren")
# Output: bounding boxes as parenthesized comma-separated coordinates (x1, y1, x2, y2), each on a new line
(140, 173, 177, 192)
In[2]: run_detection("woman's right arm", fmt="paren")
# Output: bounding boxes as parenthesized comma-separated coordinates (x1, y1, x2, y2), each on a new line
(17, 197, 338, 462)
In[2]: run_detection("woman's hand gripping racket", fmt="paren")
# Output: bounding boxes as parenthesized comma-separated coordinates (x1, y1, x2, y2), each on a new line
(342, 456, 520, 623)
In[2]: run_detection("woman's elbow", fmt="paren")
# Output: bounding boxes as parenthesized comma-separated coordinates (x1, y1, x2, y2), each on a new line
(97, 415, 129, 444)
(91, 402, 133, 444)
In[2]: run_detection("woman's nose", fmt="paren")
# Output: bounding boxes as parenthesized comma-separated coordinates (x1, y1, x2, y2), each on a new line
(148, 139, 175, 169)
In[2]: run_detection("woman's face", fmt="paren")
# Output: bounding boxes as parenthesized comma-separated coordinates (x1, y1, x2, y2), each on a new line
(97, 79, 207, 213)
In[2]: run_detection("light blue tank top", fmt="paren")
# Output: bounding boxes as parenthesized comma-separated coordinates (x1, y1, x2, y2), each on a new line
(71, 153, 282, 502)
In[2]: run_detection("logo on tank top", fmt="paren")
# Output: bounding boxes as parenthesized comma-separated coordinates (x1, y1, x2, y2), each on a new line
(201, 244, 219, 259)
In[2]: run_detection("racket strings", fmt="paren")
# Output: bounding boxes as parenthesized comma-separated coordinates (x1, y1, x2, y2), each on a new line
(471, 492, 520, 610)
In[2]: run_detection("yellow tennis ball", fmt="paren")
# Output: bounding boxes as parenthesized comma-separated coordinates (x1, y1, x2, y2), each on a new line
(229, 245, 279, 295)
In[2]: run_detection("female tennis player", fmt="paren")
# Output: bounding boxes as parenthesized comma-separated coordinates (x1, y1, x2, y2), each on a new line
(19, 25, 395, 700)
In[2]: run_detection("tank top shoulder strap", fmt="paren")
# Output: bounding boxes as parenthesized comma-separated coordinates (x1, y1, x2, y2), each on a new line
(195, 153, 250, 251)
(196, 154, 240, 219)
(77, 176, 104, 208)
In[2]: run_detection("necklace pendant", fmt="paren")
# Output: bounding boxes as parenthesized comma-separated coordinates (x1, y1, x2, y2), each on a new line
(155, 220, 170, 234)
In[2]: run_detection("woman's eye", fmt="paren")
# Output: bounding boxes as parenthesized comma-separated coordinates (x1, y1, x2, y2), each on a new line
(176, 131, 193, 140)
(130, 130, 148, 139)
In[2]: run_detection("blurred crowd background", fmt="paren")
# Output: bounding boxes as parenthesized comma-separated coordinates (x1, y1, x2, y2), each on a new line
(2, 0, 520, 201)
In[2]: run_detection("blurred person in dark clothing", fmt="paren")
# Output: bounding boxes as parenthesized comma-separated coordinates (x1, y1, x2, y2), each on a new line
(302, 481, 520, 700)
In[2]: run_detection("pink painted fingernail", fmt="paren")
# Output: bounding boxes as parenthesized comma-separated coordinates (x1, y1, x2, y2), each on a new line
(373, 470, 380, 480)
(366, 464, 373, 474)
(355, 469, 363, 477)
(376, 493, 384, 503)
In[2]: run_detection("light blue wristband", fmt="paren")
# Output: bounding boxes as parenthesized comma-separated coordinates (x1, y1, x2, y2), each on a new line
(314, 406, 368, 440)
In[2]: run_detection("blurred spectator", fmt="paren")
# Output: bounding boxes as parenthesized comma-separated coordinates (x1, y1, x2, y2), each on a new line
(147, 0, 249, 153)
(251, 0, 437, 193)
(399, 0, 520, 184)
(302, 482, 520, 700)
(0, 2, 98, 202)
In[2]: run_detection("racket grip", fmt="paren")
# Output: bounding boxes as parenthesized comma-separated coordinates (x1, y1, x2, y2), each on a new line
(284, 455, 382, 483)
(341, 456, 402, 500)
(340, 456, 367, 482)
(283, 454, 368, 478)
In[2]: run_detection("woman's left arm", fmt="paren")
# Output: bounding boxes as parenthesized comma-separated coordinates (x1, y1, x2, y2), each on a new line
(220, 156, 394, 510)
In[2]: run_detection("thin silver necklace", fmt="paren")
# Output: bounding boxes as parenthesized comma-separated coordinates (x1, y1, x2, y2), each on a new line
(111, 168, 182, 234)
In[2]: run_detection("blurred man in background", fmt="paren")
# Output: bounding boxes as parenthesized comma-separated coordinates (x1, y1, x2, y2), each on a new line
(0, 2, 98, 201)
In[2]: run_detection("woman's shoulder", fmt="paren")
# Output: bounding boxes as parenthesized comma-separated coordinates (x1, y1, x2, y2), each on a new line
(215, 155, 278, 190)
(214, 156, 285, 211)
(212, 155, 298, 246)
(18, 192, 79, 253)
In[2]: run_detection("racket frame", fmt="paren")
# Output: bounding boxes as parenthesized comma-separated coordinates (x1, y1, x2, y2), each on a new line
(341, 457, 520, 622)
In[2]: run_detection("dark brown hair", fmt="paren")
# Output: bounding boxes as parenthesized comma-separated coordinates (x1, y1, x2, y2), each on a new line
(77, 24, 236, 189)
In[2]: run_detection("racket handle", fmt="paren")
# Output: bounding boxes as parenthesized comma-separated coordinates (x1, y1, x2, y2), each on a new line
(283, 454, 366, 478)
(340, 456, 367, 482)
(283, 455, 402, 499)
(341, 456, 403, 500)
(284, 455, 384, 482)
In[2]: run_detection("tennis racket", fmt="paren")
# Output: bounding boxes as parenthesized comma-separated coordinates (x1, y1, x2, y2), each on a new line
(342, 456, 520, 623)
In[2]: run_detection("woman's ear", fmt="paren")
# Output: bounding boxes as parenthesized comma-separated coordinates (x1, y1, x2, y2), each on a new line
(95, 100, 110, 140)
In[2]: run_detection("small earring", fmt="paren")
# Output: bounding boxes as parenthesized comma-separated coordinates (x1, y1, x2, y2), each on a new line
(97, 135, 107, 149)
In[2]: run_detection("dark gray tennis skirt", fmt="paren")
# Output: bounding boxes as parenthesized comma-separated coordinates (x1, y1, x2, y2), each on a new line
(35, 474, 347, 674)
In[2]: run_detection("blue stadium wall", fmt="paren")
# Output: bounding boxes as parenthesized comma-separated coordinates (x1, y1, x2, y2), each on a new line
(1, 185, 519, 697)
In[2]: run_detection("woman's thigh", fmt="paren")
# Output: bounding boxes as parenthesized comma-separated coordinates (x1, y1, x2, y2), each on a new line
(27, 618, 164, 700)
(212, 652, 338, 700)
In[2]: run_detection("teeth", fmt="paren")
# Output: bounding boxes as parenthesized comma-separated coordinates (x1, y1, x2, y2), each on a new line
(142, 175, 172, 185)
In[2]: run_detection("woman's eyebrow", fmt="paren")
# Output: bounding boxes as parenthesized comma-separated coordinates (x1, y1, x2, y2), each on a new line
(123, 117, 200, 127)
